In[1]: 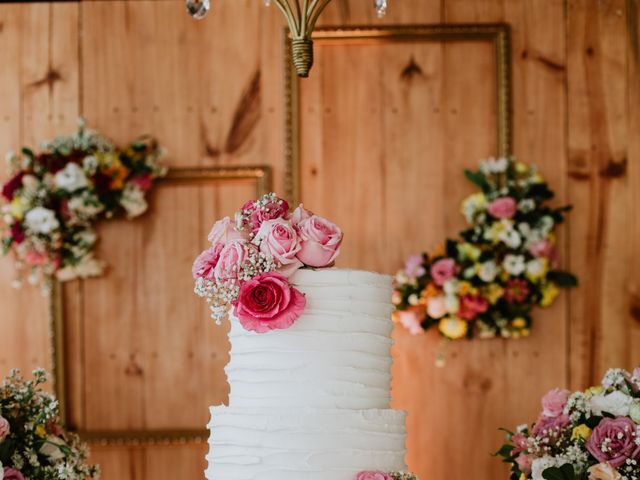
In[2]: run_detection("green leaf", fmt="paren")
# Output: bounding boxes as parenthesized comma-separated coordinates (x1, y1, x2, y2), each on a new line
(464, 169, 490, 191)
(21, 147, 34, 158)
(586, 415, 603, 428)
(548, 271, 579, 287)
(494, 443, 514, 457)
(542, 464, 577, 480)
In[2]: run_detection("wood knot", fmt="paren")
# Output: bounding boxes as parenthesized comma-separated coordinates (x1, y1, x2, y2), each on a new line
(125, 356, 144, 377)
(600, 158, 627, 178)
(400, 56, 424, 81)
(630, 296, 640, 322)
(463, 371, 493, 394)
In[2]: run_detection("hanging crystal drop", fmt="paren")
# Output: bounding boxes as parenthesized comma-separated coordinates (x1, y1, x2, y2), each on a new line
(374, 0, 387, 18)
(263, 0, 271, 6)
(186, 0, 210, 19)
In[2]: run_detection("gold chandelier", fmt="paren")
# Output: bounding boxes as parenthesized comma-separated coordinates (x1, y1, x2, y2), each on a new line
(186, 0, 389, 77)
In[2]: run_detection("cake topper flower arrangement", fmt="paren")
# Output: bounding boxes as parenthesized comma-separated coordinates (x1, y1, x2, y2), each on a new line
(0, 369, 99, 480)
(0, 122, 166, 291)
(393, 157, 577, 342)
(193, 193, 343, 333)
(497, 368, 640, 480)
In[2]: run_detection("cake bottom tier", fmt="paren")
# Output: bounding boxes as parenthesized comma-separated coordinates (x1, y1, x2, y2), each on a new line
(206, 406, 407, 480)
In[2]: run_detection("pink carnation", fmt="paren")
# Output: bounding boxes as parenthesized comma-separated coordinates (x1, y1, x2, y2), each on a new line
(541, 388, 570, 418)
(233, 272, 306, 333)
(356, 472, 393, 480)
(430, 258, 457, 286)
(3, 468, 25, 480)
(192, 243, 224, 280)
(488, 197, 517, 219)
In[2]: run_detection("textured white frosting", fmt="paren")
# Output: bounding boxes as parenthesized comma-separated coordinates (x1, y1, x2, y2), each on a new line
(226, 269, 395, 409)
(206, 269, 406, 480)
(206, 407, 407, 480)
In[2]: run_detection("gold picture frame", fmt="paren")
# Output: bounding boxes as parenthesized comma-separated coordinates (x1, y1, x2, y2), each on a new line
(284, 23, 513, 204)
(49, 165, 272, 446)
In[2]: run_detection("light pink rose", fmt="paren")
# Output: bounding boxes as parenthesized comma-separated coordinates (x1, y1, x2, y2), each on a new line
(290, 204, 313, 225)
(296, 215, 343, 267)
(488, 197, 517, 219)
(532, 412, 571, 438)
(256, 219, 303, 277)
(427, 296, 447, 319)
(541, 388, 570, 418)
(356, 471, 393, 480)
(515, 454, 533, 476)
(207, 216, 247, 244)
(397, 310, 424, 335)
(233, 272, 306, 333)
(529, 239, 557, 265)
(3, 468, 25, 480)
(0, 415, 10, 442)
(430, 258, 457, 286)
(214, 240, 257, 282)
(192, 243, 224, 280)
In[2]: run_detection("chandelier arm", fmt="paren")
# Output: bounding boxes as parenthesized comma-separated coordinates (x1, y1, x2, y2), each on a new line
(292, 0, 302, 32)
(299, 0, 310, 37)
(274, 0, 301, 36)
(306, 0, 332, 32)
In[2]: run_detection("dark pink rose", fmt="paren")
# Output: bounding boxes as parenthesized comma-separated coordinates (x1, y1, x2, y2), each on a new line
(504, 279, 530, 303)
(233, 272, 306, 333)
(488, 197, 517, 219)
(356, 471, 393, 480)
(3, 468, 25, 480)
(541, 388, 570, 418)
(430, 258, 457, 286)
(532, 412, 571, 438)
(129, 174, 153, 192)
(256, 219, 302, 277)
(0, 414, 10, 442)
(515, 454, 533, 475)
(244, 197, 289, 234)
(458, 295, 489, 320)
(290, 204, 312, 225)
(214, 240, 256, 282)
(207, 217, 247, 244)
(529, 239, 556, 259)
(25, 250, 47, 266)
(510, 433, 528, 455)
(192, 243, 224, 280)
(296, 215, 343, 267)
(587, 417, 640, 468)
(2, 172, 24, 201)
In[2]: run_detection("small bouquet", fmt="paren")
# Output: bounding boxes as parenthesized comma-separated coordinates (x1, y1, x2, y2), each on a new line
(193, 193, 343, 333)
(393, 157, 577, 341)
(0, 122, 166, 290)
(356, 471, 419, 479)
(497, 368, 640, 480)
(0, 369, 99, 480)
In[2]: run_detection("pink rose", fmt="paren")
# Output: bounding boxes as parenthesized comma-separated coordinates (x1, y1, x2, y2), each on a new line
(488, 196, 517, 219)
(356, 471, 392, 480)
(256, 219, 302, 277)
(430, 258, 457, 286)
(290, 204, 313, 225)
(233, 272, 306, 333)
(427, 296, 447, 319)
(3, 468, 25, 480)
(510, 433, 528, 454)
(129, 174, 153, 192)
(0, 415, 10, 442)
(587, 417, 640, 468)
(397, 310, 424, 335)
(214, 240, 257, 282)
(243, 196, 289, 234)
(192, 243, 224, 280)
(296, 215, 343, 267)
(25, 250, 48, 266)
(541, 388, 570, 418)
(404, 254, 426, 278)
(515, 454, 533, 475)
(207, 216, 247, 244)
(458, 295, 489, 320)
(532, 412, 571, 438)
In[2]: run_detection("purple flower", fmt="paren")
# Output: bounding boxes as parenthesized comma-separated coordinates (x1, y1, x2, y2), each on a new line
(404, 254, 426, 278)
(587, 417, 640, 468)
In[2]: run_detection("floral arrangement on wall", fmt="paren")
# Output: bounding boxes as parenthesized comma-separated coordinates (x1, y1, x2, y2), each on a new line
(393, 157, 577, 341)
(193, 193, 343, 332)
(0, 123, 166, 290)
(497, 368, 640, 480)
(0, 369, 99, 480)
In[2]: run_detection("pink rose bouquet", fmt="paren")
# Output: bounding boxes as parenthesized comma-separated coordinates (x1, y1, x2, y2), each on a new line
(193, 193, 342, 332)
(355, 472, 418, 480)
(497, 367, 640, 480)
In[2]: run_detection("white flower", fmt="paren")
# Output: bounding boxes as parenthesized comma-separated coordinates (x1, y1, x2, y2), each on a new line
(0, 461, 3, 480)
(503, 254, 526, 276)
(39, 435, 67, 461)
(120, 183, 148, 218)
(532, 456, 561, 480)
(444, 295, 460, 314)
(478, 261, 498, 282)
(68, 192, 104, 219)
(538, 215, 555, 236)
(518, 198, 536, 213)
(526, 258, 547, 278)
(480, 156, 509, 175)
(443, 279, 459, 295)
(498, 228, 522, 248)
(55, 254, 105, 282)
(54, 162, 88, 192)
(588, 462, 622, 480)
(408, 294, 419, 306)
(25, 207, 59, 234)
(82, 155, 99, 175)
(589, 390, 633, 417)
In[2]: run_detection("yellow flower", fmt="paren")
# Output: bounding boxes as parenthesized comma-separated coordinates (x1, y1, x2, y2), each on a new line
(487, 221, 508, 243)
(500, 270, 511, 282)
(525, 258, 549, 283)
(572, 424, 592, 441)
(515, 162, 529, 174)
(35, 424, 47, 438)
(458, 281, 472, 296)
(586, 385, 604, 396)
(10, 197, 27, 220)
(458, 242, 481, 261)
(540, 283, 559, 307)
(519, 474, 527, 480)
(438, 317, 468, 340)
(532, 173, 545, 183)
(520, 328, 531, 337)
(484, 284, 504, 304)
(512, 317, 527, 329)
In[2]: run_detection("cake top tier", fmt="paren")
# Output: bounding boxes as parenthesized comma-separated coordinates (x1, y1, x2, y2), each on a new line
(226, 268, 395, 410)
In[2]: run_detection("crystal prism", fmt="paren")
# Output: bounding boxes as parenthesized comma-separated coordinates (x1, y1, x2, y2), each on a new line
(186, 0, 210, 19)
(374, 0, 388, 18)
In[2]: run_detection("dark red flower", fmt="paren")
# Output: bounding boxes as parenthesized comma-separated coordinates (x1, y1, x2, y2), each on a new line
(504, 279, 530, 304)
(92, 171, 112, 196)
(2, 172, 25, 200)
(10, 222, 25, 244)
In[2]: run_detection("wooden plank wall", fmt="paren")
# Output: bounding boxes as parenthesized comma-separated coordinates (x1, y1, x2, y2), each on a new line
(0, 1, 637, 479)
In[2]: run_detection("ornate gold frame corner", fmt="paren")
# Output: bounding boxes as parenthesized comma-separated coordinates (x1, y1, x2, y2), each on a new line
(49, 165, 272, 446)
(284, 23, 513, 205)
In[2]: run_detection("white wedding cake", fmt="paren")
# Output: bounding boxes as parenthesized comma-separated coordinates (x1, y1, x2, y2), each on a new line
(205, 268, 408, 480)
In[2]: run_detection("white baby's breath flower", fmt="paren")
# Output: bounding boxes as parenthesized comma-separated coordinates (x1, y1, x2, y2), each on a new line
(531, 456, 561, 480)
(480, 156, 509, 175)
